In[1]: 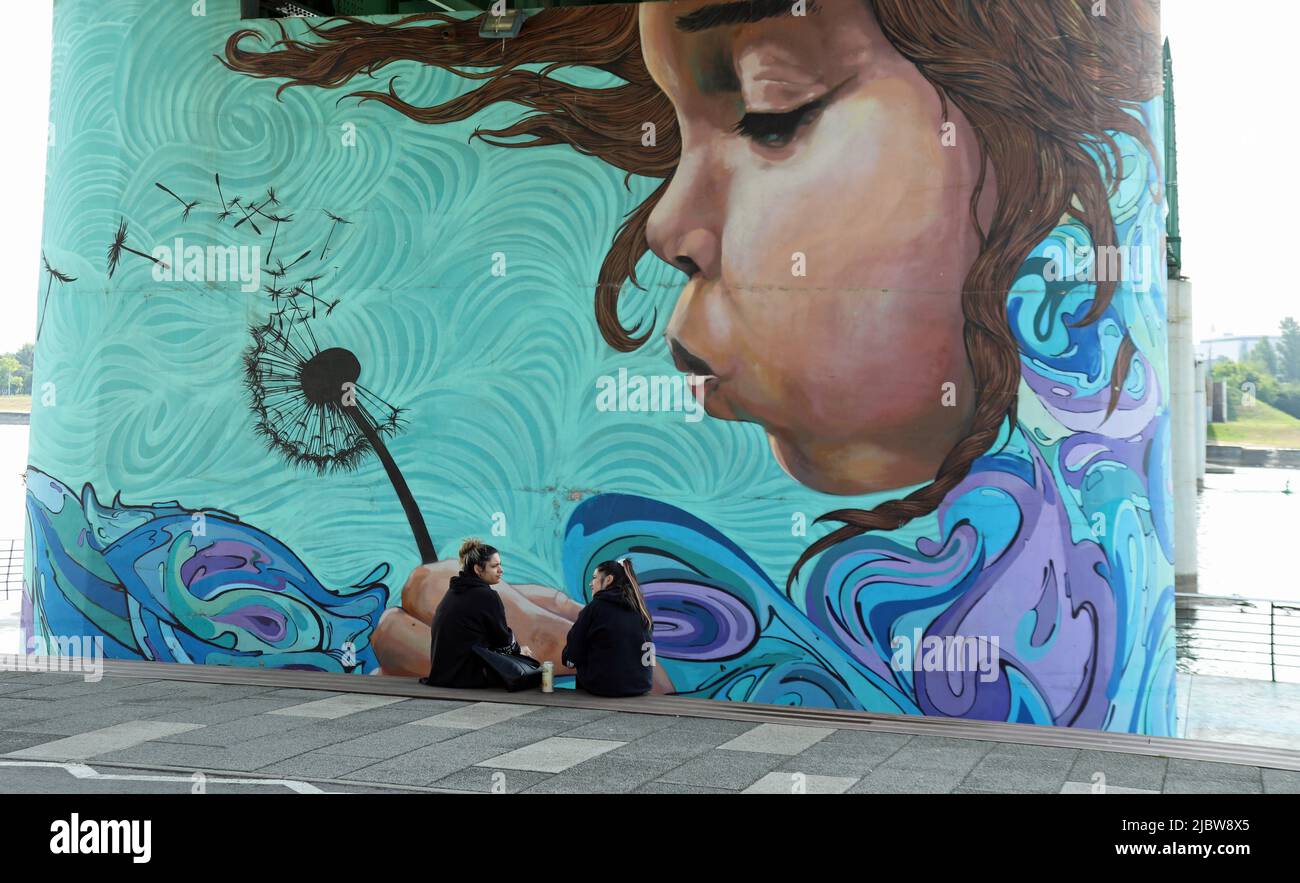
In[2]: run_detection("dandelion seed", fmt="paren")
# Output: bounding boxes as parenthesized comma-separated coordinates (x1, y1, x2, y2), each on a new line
(320, 210, 352, 260)
(37, 252, 77, 342)
(107, 218, 168, 279)
(155, 182, 200, 221)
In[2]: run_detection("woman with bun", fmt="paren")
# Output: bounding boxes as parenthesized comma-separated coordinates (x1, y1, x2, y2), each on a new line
(562, 559, 654, 698)
(421, 539, 530, 688)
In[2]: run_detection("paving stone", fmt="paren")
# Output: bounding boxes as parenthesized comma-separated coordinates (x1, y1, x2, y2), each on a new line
(155, 714, 322, 747)
(412, 702, 539, 730)
(743, 772, 859, 794)
(325, 700, 472, 732)
(104, 682, 268, 704)
(961, 744, 1078, 792)
(635, 781, 734, 794)
(656, 750, 787, 790)
(477, 736, 625, 773)
(819, 729, 914, 753)
(314, 725, 464, 759)
(268, 694, 408, 719)
(1162, 777, 1264, 794)
(781, 733, 914, 777)
(1262, 769, 1300, 794)
(0, 672, 87, 684)
(6, 720, 205, 761)
(1059, 781, 1159, 794)
(149, 697, 324, 725)
(92, 741, 243, 771)
(848, 766, 966, 794)
(717, 723, 834, 755)
(960, 755, 1076, 794)
(95, 724, 365, 773)
(876, 736, 994, 774)
(951, 786, 1015, 794)
(4, 704, 190, 736)
(559, 712, 680, 742)
(522, 755, 677, 793)
(349, 729, 546, 786)
(255, 752, 386, 780)
(260, 689, 343, 700)
(0, 697, 128, 724)
(1165, 759, 1263, 784)
(481, 717, 600, 742)
(1067, 751, 1169, 792)
(652, 715, 757, 735)
(0, 683, 46, 696)
(0, 731, 71, 754)
(518, 706, 614, 725)
(981, 743, 1079, 763)
(605, 723, 747, 764)
(0, 677, 157, 700)
(431, 767, 553, 794)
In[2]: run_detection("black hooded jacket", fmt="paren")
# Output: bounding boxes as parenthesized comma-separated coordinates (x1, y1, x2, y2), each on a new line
(423, 571, 516, 688)
(562, 588, 653, 697)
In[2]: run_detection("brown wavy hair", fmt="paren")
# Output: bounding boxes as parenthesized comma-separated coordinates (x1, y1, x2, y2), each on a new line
(222, 0, 1162, 589)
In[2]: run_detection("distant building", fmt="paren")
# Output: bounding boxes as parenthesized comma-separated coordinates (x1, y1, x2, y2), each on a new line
(1198, 334, 1282, 363)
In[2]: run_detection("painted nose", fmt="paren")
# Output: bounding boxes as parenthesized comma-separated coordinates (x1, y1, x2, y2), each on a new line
(646, 162, 723, 279)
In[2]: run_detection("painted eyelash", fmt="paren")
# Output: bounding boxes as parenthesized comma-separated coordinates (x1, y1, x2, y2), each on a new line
(732, 97, 827, 145)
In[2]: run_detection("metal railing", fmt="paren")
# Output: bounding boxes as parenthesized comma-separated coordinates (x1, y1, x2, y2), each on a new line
(1176, 592, 1300, 682)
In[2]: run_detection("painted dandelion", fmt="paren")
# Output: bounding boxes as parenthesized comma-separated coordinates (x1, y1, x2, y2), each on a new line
(320, 210, 352, 260)
(232, 199, 263, 236)
(155, 182, 200, 220)
(242, 317, 437, 564)
(264, 212, 293, 263)
(37, 252, 77, 342)
(215, 173, 235, 223)
(107, 218, 168, 279)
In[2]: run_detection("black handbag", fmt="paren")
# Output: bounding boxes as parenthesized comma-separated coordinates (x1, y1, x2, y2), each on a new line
(473, 645, 544, 692)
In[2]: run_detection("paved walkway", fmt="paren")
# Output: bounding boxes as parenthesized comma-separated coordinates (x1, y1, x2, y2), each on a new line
(1, 670, 1297, 794)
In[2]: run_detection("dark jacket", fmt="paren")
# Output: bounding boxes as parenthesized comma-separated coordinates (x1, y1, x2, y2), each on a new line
(562, 588, 653, 697)
(423, 571, 516, 688)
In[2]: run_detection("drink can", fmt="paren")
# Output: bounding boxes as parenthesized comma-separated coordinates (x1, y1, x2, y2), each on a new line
(541, 661, 554, 693)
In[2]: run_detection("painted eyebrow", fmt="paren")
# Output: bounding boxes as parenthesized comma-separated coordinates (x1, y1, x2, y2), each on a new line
(675, 0, 818, 33)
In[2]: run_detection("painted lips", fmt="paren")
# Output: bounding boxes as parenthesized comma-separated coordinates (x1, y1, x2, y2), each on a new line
(670, 338, 720, 405)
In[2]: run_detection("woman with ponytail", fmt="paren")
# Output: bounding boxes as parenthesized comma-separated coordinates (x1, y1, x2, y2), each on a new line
(562, 559, 654, 697)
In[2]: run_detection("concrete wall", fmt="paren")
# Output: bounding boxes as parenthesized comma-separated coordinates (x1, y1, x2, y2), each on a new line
(24, 0, 1175, 733)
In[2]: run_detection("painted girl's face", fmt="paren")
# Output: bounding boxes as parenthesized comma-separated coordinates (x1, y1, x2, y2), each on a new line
(640, 0, 995, 495)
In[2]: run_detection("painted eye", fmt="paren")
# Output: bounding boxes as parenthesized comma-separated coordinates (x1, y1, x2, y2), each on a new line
(733, 97, 826, 149)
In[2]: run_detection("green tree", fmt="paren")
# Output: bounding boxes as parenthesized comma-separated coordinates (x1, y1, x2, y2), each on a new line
(1280, 317, 1300, 383)
(1252, 337, 1280, 377)
(12, 342, 34, 394)
(0, 355, 20, 395)
(1211, 358, 1277, 420)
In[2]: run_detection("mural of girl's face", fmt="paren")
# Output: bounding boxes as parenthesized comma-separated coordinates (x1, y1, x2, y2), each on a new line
(640, 0, 996, 495)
